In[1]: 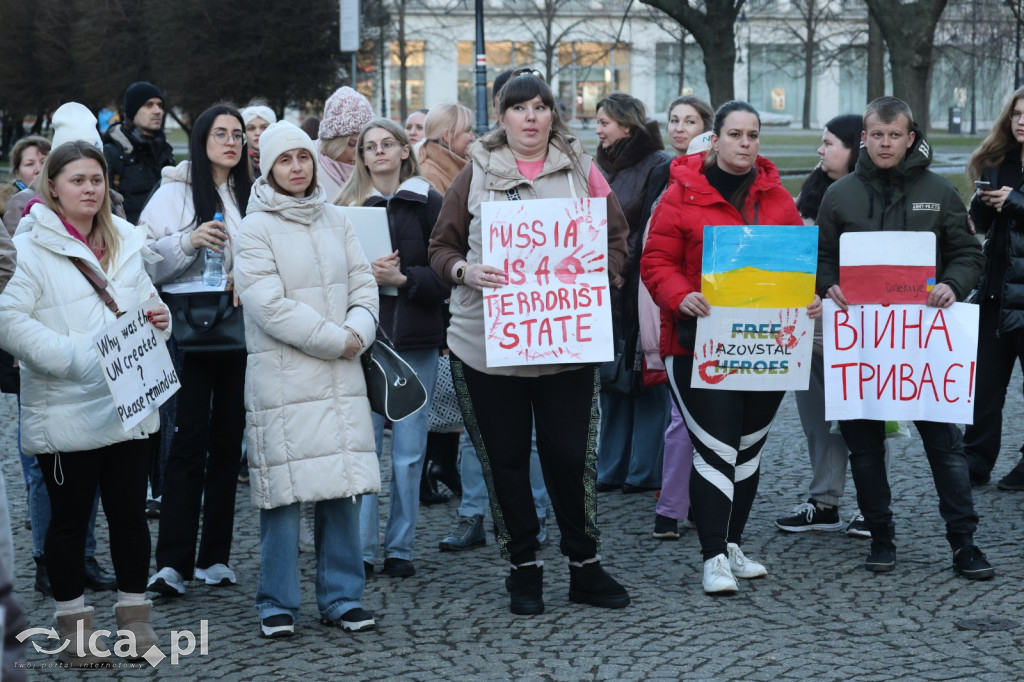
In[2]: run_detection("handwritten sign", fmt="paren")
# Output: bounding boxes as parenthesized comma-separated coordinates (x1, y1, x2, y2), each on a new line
(480, 198, 613, 367)
(692, 225, 816, 390)
(93, 300, 181, 431)
(840, 232, 936, 304)
(822, 300, 978, 423)
(692, 308, 813, 390)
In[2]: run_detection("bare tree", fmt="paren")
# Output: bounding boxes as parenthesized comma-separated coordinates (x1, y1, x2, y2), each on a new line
(639, 0, 745, 107)
(863, 0, 948, 133)
(768, 0, 866, 128)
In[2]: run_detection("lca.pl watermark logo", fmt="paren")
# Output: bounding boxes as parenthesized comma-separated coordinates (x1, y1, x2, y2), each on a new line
(16, 619, 209, 668)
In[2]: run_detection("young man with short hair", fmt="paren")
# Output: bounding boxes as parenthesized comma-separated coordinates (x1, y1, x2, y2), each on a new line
(816, 96, 993, 580)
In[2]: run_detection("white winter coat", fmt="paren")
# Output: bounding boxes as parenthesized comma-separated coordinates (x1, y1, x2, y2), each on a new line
(0, 202, 167, 455)
(139, 161, 244, 286)
(234, 179, 380, 509)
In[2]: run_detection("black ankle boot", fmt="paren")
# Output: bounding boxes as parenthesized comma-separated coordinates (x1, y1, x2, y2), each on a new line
(34, 556, 51, 596)
(426, 432, 462, 496)
(506, 563, 544, 615)
(568, 561, 630, 609)
(420, 459, 450, 506)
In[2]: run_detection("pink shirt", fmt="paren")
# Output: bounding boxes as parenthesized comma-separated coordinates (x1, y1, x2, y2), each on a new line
(514, 158, 611, 198)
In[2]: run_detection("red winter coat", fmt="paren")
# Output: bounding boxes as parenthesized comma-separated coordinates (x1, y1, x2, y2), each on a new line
(640, 152, 802, 360)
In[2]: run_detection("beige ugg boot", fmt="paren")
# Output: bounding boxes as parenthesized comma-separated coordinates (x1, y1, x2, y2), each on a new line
(113, 601, 160, 659)
(55, 606, 110, 667)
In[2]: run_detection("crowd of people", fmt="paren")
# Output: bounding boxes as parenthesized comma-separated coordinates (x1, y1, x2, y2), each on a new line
(0, 71, 1018, 668)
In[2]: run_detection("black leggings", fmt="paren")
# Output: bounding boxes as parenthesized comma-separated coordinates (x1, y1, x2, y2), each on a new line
(666, 355, 784, 561)
(450, 356, 601, 566)
(38, 440, 152, 600)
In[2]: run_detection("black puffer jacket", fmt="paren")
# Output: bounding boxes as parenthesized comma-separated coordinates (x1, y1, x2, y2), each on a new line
(103, 121, 175, 224)
(363, 176, 450, 350)
(972, 152, 1024, 333)
(817, 128, 983, 301)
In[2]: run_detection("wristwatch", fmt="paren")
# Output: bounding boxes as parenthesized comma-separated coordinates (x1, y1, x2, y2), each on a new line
(455, 264, 467, 284)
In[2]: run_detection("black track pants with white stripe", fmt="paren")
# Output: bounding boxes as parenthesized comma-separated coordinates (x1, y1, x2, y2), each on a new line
(666, 355, 784, 561)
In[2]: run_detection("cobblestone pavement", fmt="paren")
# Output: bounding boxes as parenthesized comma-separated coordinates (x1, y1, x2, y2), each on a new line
(4, 372, 1024, 680)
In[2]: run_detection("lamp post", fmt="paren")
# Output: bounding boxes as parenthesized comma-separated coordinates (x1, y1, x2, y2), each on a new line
(738, 11, 750, 103)
(970, 0, 977, 135)
(474, 0, 489, 134)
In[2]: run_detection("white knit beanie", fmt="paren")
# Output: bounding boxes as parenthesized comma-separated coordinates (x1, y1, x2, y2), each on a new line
(687, 132, 713, 155)
(259, 121, 318, 178)
(319, 86, 374, 140)
(51, 102, 102, 150)
(242, 105, 277, 127)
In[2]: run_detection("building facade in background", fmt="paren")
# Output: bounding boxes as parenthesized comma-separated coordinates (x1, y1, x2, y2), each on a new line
(353, 0, 1017, 130)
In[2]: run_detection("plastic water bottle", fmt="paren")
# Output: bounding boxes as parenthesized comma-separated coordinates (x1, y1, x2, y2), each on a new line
(202, 212, 225, 286)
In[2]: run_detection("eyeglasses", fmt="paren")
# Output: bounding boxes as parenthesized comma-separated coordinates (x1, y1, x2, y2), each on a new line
(362, 138, 400, 154)
(209, 129, 246, 146)
(1011, 110, 1024, 121)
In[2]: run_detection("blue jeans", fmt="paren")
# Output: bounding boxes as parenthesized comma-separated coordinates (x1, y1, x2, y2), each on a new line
(597, 386, 671, 488)
(256, 498, 365, 622)
(360, 348, 437, 563)
(458, 430, 550, 519)
(840, 419, 978, 550)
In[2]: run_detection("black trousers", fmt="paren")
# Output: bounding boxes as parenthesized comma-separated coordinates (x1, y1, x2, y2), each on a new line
(451, 356, 601, 566)
(666, 355, 784, 561)
(962, 300, 1024, 478)
(38, 440, 151, 600)
(155, 350, 245, 577)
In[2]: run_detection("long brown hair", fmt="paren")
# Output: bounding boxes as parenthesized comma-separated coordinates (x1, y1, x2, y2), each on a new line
(968, 87, 1024, 180)
(41, 141, 119, 270)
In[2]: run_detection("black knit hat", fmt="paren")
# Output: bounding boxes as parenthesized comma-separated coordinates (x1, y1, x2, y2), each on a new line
(492, 69, 516, 104)
(124, 82, 164, 121)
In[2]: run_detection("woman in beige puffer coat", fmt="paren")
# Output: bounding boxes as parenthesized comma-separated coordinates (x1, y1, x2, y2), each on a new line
(233, 121, 380, 638)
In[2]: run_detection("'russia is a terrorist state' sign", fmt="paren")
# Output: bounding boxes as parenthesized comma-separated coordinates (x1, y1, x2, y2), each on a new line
(480, 197, 613, 367)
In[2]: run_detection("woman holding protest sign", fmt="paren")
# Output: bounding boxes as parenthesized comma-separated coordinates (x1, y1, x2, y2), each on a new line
(337, 118, 447, 579)
(642, 100, 822, 595)
(142, 104, 252, 597)
(0, 140, 169, 664)
(964, 86, 1024, 490)
(234, 121, 380, 638)
(429, 69, 631, 615)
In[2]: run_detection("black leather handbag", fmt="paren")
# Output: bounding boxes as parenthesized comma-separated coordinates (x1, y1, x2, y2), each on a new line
(162, 291, 246, 352)
(361, 329, 427, 422)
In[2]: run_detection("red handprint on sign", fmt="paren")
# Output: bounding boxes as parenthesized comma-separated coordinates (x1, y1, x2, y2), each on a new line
(554, 245, 606, 285)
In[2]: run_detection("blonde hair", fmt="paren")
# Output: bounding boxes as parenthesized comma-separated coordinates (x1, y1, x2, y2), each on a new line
(41, 141, 119, 270)
(336, 119, 423, 207)
(319, 134, 353, 162)
(418, 103, 474, 162)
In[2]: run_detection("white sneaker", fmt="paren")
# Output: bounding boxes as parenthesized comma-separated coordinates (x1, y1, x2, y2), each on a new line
(195, 563, 236, 586)
(148, 567, 185, 596)
(727, 543, 767, 579)
(702, 554, 738, 594)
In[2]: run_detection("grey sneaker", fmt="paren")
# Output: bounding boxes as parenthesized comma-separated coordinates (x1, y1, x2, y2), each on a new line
(439, 515, 486, 551)
(195, 563, 236, 586)
(148, 567, 185, 596)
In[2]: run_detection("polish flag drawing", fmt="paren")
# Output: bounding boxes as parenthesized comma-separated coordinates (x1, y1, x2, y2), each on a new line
(839, 232, 936, 304)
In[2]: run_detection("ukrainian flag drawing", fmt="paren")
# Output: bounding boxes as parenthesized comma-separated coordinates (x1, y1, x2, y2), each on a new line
(701, 225, 818, 308)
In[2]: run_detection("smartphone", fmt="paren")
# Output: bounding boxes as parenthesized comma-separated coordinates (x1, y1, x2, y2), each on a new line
(974, 180, 994, 191)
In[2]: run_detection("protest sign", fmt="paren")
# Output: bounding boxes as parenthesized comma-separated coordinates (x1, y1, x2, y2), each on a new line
(480, 197, 612, 366)
(822, 300, 978, 423)
(840, 232, 936, 304)
(692, 225, 816, 390)
(94, 300, 181, 431)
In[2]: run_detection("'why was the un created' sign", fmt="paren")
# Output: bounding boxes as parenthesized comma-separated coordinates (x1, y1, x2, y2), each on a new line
(480, 198, 613, 367)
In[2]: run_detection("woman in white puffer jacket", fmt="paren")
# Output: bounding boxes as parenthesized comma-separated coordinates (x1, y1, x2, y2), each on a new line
(0, 141, 170, 666)
(233, 121, 379, 639)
